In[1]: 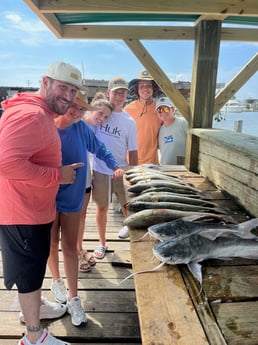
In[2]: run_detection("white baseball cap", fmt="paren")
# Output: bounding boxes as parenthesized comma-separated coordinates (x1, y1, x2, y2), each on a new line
(44, 61, 86, 90)
(155, 96, 173, 110)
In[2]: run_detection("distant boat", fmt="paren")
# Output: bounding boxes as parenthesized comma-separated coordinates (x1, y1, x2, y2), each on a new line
(221, 100, 243, 113)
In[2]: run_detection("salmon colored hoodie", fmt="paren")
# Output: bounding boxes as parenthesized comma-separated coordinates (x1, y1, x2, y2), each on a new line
(0, 93, 62, 225)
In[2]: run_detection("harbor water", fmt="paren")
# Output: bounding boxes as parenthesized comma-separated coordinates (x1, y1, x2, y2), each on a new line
(213, 111, 258, 137)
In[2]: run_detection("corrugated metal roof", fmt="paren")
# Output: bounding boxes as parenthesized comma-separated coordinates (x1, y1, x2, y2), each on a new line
(56, 13, 258, 26)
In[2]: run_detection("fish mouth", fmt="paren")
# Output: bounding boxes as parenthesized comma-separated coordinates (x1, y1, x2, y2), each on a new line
(148, 230, 160, 240)
(153, 249, 169, 263)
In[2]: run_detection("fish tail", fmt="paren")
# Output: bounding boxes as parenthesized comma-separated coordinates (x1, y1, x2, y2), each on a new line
(237, 218, 258, 239)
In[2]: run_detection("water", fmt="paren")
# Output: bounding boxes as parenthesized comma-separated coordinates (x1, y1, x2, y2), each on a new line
(212, 111, 258, 137)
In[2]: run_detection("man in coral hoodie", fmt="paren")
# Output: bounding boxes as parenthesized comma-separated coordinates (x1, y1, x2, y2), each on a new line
(0, 61, 85, 345)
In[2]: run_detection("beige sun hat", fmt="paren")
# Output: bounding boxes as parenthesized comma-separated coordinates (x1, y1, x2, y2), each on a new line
(73, 91, 95, 111)
(44, 61, 87, 90)
(108, 77, 129, 91)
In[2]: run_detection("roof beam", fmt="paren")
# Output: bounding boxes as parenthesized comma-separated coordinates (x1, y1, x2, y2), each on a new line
(61, 25, 258, 42)
(37, 0, 258, 17)
(62, 25, 195, 40)
(23, 0, 62, 37)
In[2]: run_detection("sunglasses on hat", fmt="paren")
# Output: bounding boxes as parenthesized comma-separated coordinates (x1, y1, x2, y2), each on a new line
(157, 106, 170, 113)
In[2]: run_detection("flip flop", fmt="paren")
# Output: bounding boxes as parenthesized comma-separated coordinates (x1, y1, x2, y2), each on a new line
(94, 245, 108, 259)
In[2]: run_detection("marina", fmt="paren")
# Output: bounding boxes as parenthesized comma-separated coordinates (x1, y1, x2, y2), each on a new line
(221, 100, 243, 114)
(213, 111, 258, 137)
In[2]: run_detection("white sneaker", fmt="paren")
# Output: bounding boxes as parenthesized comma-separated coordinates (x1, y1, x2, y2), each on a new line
(19, 297, 67, 323)
(67, 296, 87, 326)
(51, 279, 68, 304)
(118, 225, 129, 239)
(18, 328, 70, 344)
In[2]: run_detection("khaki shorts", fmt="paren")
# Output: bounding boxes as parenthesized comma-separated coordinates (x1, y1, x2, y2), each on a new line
(92, 170, 128, 208)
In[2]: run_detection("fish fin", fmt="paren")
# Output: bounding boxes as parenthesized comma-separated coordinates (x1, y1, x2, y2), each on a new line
(209, 207, 226, 214)
(188, 214, 236, 224)
(187, 262, 203, 285)
(198, 229, 226, 240)
(197, 228, 242, 241)
(181, 215, 206, 222)
(119, 261, 167, 285)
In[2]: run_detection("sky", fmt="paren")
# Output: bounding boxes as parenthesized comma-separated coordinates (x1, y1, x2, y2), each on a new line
(0, 1, 258, 100)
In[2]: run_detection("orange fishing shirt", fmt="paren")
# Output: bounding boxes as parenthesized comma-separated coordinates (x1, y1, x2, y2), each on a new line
(125, 100, 162, 164)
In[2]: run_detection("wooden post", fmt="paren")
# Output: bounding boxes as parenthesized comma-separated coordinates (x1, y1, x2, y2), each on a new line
(185, 20, 221, 173)
(234, 120, 243, 133)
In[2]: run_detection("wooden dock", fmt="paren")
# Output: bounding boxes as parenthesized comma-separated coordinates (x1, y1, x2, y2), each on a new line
(1, 165, 258, 344)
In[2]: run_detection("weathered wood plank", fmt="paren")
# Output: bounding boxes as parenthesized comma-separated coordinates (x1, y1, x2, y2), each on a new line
(0, 311, 141, 341)
(130, 230, 208, 345)
(202, 265, 258, 301)
(0, 290, 138, 313)
(212, 301, 258, 345)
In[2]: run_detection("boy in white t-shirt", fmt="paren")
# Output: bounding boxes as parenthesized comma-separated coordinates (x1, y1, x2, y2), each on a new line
(92, 77, 138, 258)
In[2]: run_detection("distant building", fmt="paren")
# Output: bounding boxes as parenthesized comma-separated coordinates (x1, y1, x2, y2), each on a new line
(2, 80, 231, 109)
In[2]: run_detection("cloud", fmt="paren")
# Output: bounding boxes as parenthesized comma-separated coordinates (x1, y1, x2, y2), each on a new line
(5, 12, 47, 32)
(3, 12, 52, 46)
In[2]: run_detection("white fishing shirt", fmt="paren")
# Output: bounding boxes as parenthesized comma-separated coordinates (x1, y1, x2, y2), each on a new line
(93, 110, 137, 175)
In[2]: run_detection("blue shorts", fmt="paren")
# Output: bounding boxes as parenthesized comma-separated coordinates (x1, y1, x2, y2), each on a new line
(0, 223, 52, 293)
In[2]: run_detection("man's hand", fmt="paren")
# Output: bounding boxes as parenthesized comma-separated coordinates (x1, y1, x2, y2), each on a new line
(60, 162, 84, 184)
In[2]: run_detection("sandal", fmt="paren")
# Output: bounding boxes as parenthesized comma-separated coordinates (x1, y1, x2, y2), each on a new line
(94, 245, 108, 259)
(79, 250, 96, 266)
(79, 259, 92, 273)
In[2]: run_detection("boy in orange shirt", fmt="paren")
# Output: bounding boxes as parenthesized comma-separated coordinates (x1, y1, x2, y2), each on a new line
(125, 69, 162, 165)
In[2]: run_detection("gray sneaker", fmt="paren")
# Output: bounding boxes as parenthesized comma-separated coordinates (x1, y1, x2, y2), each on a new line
(67, 296, 87, 326)
(19, 297, 67, 323)
(51, 278, 68, 304)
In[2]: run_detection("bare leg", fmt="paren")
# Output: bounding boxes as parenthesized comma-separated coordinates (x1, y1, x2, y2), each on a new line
(96, 205, 108, 246)
(18, 289, 43, 344)
(121, 205, 128, 218)
(60, 212, 80, 300)
(77, 192, 91, 254)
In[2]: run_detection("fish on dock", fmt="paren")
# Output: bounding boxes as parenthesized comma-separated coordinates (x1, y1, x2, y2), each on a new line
(125, 164, 180, 176)
(128, 192, 221, 208)
(123, 208, 234, 229)
(127, 174, 186, 185)
(125, 200, 227, 214)
(153, 228, 258, 283)
(127, 180, 201, 195)
(148, 217, 258, 242)
(139, 187, 212, 199)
